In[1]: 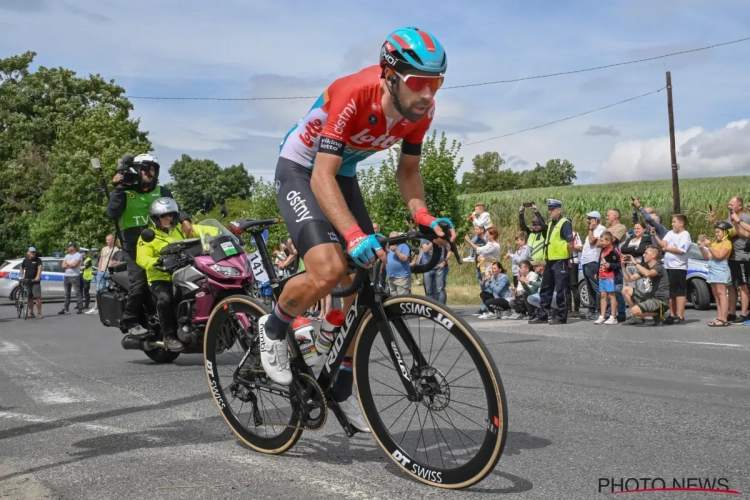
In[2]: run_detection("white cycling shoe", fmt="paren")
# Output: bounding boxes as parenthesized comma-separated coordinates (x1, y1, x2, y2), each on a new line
(339, 394, 370, 433)
(258, 314, 293, 386)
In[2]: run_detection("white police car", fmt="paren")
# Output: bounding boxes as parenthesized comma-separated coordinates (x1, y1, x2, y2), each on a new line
(0, 257, 67, 300)
(577, 242, 711, 310)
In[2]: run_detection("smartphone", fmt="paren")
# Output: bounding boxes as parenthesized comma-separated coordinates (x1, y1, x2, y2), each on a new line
(730, 207, 734, 216)
(709, 204, 713, 212)
(523, 202, 534, 208)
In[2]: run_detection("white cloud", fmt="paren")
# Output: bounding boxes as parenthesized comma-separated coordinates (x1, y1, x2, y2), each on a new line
(597, 119, 750, 182)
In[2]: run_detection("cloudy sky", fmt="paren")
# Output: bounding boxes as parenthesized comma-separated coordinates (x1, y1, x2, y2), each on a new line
(2, 0, 749, 186)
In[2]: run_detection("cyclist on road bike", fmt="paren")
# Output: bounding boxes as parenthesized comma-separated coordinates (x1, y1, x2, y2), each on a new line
(259, 27, 457, 432)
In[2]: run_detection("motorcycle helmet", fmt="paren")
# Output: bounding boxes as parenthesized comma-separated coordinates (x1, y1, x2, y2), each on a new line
(380, 27, 447, 75)
(149, 197, 180, 231)
(134, 153, 160, 183)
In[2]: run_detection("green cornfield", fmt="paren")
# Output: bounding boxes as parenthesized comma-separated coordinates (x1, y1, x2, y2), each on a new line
(444, 175, 750, 296)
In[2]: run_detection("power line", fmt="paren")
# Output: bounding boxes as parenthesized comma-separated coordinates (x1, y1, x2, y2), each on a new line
(122, 36, 749, 101)
(463, 87, 666, 146)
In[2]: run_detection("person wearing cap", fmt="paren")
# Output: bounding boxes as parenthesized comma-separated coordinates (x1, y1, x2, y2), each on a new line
(59, 242, 83, 315)
(79, 248, 94, 312)
(20, 247, 43, 318)
(580, 211, 607, 320)
(529, 199, 575, 324)
(519, 202, 547, 262)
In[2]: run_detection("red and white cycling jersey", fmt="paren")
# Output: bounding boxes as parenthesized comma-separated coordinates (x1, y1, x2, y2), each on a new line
(279, 65, 435, 177)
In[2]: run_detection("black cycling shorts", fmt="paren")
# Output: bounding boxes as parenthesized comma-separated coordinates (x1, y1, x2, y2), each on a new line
(274, 158, 374, 259)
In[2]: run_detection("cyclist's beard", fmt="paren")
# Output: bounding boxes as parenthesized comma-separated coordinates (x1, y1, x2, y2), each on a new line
(387, 80, 429, 123)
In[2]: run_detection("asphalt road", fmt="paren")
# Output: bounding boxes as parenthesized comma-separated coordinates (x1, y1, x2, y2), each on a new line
(1, 300, 749, 500)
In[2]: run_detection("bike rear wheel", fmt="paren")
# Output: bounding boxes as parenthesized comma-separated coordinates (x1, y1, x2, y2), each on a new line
(204, 295, 303, 454)
(354, 295, 507, 489)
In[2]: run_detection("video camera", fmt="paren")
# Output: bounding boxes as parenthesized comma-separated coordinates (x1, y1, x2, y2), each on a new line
(116, 154, 141, 188)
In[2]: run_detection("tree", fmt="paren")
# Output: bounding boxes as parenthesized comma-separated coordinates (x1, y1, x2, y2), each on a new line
(167, 156, 258, 216)
(518, 159, 577, 189)
(0, 51, 135, 258)
(359, 130, 463, 236)
(217, 163, 255, 201)
(460, 152, 521, 194)
(30, 106, 152, 252)
(166, 155, 223, 215)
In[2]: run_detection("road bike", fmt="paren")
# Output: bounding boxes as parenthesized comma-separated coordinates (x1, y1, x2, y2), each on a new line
(203, 218, 508, 489)
(15, 279, 31, 320)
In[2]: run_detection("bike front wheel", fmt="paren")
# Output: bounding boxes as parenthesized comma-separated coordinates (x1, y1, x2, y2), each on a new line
(354, 295, 507, 489)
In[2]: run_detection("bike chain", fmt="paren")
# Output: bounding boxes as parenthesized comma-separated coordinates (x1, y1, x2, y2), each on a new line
(237, 367, 328, 432)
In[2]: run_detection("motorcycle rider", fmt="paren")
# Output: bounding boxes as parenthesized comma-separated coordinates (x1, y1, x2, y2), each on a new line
(106, 153, 193, 338)
(136, 198, 218, 352)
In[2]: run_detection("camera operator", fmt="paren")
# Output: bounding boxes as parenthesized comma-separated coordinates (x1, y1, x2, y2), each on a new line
(106, 153, 193, 337)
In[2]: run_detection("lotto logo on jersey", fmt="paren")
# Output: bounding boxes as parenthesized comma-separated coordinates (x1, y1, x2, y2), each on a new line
(299, 118, 324, 148)
(349, 128, 400, 149)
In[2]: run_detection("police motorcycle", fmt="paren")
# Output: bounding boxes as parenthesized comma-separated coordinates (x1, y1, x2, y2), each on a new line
(97, 219, 264, 363)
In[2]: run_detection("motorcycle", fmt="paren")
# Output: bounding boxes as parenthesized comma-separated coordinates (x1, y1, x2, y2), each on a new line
(96, 218, 262, 363)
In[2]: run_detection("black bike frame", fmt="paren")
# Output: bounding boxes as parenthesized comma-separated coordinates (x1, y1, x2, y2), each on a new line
(248, 227, 422, 401)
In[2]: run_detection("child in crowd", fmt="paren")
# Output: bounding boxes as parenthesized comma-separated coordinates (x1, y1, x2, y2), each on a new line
(595, 231, 623, 325)
(652, 214, 691, 324)
(509, 259, 538, 320)
(698, 221, 733, 326)
(506, 232, 531, 288)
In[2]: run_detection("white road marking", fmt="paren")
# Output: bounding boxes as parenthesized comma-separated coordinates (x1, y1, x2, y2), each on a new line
(662, 340, 744, 348)
(0, 411, 164, 442)
(0, 340, 96, 404)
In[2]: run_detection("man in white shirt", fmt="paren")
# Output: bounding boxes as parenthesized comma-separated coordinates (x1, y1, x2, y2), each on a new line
(59, 242, 83, 315)
(580, 211, 606, 320)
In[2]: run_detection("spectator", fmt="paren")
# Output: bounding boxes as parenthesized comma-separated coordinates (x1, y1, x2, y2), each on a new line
(651, 214, 691, 324)
(87, 235, 121, 314)
(59, 242, 83, 315)
(91, 248, 100, 273)
(581, 211, 606, 320)
(568, 225, 584, 317)
(479, 262, 513, 319)
(19, 247, 43, 318)
(509, 259, 538, 320)
(711, 196, 750, 323)
(698, 222, 733, 326)
(632, 198, 669, 239)
(621, 245, 670, 326)
(386, 231, 412, 296)
(79, 248, 93, 312)
(468, 202, 493, 230)
(464, 224, 487, 263)
(465, 226, 501, 280)
(619, 221, 653, 294)
(529, 199, 574, 325)
(506, 232, 531, 288)
(465, 225, 489, 315)
(594, 231, 623, 325)
(421, 238, 451, 304)
(465, 203, 493, 263)
(606, 209, 628, 246)
(604, 208, 628, 322)
(519, 203, 547, 262)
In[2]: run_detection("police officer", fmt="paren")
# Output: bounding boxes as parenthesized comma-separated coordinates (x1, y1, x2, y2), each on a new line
(529, 199, 575, 325)
(79, 248, 94, 311)
(519, 203, 548, 262)
(106, 153, 192, 337)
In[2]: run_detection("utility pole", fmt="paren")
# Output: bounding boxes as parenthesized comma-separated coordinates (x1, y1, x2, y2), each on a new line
(666, 71, 680, 214)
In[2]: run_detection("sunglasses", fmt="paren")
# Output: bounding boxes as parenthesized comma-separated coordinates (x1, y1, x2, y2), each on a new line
(393, 70, 444, 93)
